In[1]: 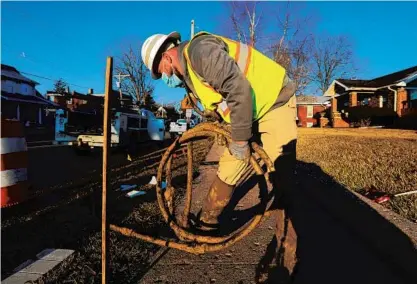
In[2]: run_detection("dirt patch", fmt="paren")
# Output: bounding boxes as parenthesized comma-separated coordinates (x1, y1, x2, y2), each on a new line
(297, 128, 417, 222)
(1, 137, 214, 283)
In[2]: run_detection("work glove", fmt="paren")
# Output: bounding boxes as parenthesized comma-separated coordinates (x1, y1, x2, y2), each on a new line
(229, 140, 251, 162)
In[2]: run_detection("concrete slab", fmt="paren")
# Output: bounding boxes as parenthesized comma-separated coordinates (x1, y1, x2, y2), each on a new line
(36, 248, 75, 262)
(12, 259, 35, 273)
(2, 249, 75, 284)
(18, 259, 61, 274)
(2, 272, 40, 284)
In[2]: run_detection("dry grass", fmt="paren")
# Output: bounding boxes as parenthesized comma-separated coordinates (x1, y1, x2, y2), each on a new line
(297, 128, 417, 222)
(298, 127, 417, 139)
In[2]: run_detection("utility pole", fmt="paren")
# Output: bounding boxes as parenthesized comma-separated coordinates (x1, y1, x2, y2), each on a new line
(114, 72, 130, 105)
(191, 19, 195, 39)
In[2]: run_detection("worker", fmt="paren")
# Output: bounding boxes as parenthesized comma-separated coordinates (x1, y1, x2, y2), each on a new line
(141, 30, 298, 257)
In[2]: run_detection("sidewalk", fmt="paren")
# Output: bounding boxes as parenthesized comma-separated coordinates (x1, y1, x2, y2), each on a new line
(138, 143, 417, 284)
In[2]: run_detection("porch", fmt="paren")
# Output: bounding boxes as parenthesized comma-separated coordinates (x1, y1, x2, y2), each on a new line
(324, 65, 417, 128)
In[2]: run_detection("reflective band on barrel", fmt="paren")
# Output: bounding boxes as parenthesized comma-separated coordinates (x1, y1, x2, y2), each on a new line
(236, 43, 250, 74)
(0, 138, 27, 154)
(1, 168, 28, 187)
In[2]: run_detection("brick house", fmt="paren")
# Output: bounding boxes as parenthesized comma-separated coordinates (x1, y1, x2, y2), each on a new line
(46, 89, 134, 114)
(46, 88, 137, 133)
(46, 88, 103, 114)
(296, 95, 331, 127)
(1, 64, 57, 125)
(324, 65, 417, 128)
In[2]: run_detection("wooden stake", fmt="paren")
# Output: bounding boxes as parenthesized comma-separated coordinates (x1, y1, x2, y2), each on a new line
(102, 56, 113, 284)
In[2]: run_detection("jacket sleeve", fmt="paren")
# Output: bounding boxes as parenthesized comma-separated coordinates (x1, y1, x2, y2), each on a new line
(187, 35, 253, 141)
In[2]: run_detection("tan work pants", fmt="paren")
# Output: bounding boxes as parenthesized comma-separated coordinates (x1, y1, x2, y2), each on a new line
(217, 94, 298, 273)
(217, 94, 297, 185)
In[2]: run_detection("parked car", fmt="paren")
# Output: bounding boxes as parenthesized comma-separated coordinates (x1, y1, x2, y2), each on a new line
(169, 118, 195, 138)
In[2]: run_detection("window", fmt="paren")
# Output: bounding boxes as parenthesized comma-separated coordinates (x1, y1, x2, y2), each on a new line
(362, 98, 369, 106)
(410, 90, 417, 108)
(2, 80, 14, 93)
(307, 105, 313, 118)
(20, 83, 32, 95)
(410, 89, 417, 100)
(127, 116, 138, 128)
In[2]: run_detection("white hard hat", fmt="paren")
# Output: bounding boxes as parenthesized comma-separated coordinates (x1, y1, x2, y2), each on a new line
(141, 31, 181, 79)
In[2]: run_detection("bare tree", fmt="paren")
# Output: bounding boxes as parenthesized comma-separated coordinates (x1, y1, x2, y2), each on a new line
(115, 44, 155, 107)
(225, 1, 315, 95)
(269, 2, 316, 95)
(287, 37, 314, 94)
(309, 35, 356, 94)
(228, 1, 264, 47)
(224, 2, 356, 95)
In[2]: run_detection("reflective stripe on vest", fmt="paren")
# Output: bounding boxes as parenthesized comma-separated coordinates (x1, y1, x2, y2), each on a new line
(235, 42, 251, 75)
(218, 101, 230, 117)
(219, 40, 252, 118)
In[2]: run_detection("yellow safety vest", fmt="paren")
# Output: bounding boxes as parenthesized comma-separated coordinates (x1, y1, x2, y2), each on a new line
(183, 31, 287, 123)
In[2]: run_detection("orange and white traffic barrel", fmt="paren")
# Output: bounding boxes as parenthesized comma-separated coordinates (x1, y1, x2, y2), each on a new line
(1, 118, 29, 207)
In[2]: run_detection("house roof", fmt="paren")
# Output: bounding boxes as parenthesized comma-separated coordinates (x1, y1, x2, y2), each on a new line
(47, 90, 133, 101)
(324, 65, 417, 96)
(157, 106, 167, 112)
(1, 64, 39, 85)
(296, 95, 331, 105)
(47, 91, 105, 102)
(1, 91, 58, 106)
(337, 65, 417, 88)
(95, 92, 133, 101)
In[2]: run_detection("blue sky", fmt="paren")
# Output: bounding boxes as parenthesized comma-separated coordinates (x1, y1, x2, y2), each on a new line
(2, 1, 416, 104)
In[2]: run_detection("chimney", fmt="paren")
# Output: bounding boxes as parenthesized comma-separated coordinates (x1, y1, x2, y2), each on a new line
(65, 86, 70, 93)
(88, 88, 94, 95)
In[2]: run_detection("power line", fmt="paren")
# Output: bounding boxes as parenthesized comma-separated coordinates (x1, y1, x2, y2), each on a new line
(3, 44, 91, 90)
(3, 44, 75, 81)
(19, 71, 91, 89)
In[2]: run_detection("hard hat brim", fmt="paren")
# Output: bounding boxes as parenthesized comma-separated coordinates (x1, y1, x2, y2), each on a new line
(151, 31, 181, 79)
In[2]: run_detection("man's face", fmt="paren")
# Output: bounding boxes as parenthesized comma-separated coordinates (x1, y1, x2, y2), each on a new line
(157, 52, 173, 77)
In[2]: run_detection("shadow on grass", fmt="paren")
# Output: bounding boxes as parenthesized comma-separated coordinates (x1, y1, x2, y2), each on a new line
(197, 138, 417, 284)
(254, 159, 417, 284)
